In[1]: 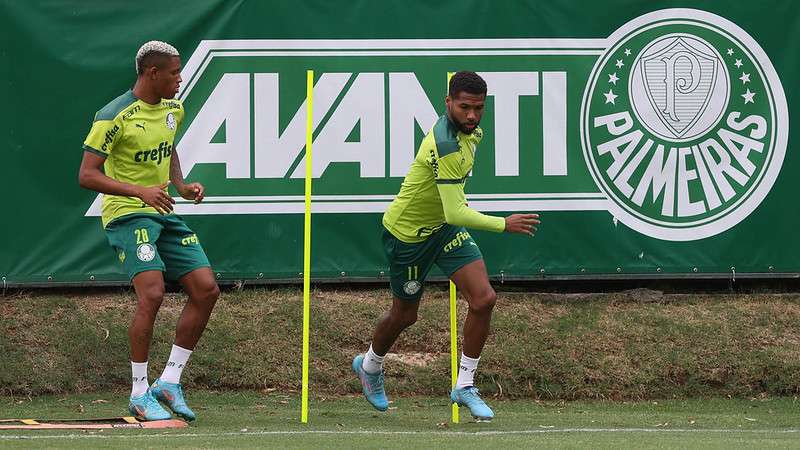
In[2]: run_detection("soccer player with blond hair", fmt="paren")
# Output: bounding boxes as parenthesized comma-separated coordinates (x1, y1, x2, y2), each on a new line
(79, 41, 219, 422)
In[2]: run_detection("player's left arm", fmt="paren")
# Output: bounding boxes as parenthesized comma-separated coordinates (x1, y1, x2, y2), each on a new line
(435, 152, 506, 232)
(170, 147, 205, 204)
(437, 182, 506, 232)
(436, 152, 540, 235)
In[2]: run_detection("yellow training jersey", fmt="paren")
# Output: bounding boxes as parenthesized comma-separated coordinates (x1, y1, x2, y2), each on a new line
(382, 115, 505, 243)
(83, 90, 184, 227)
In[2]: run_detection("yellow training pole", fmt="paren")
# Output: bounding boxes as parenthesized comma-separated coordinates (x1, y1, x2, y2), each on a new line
(446, 71, 459, 424)
(450, 281, 459, 423)
(301, 69, 314, 423)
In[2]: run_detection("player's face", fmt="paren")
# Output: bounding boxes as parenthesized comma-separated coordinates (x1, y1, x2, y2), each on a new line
(446, 91, 485, 134)
(154, 56, 182, 99)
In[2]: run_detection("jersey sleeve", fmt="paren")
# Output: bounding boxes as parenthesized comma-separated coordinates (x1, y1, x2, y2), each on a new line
(435, 153, 505, 233)
(83, 115, 123, 158)
(433, 150, 464, 183)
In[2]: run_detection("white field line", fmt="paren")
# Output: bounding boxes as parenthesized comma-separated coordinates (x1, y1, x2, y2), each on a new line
(2, 428, 799, 440)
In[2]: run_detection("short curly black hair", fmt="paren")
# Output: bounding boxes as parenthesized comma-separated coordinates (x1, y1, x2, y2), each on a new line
(448, 71, 487, 98)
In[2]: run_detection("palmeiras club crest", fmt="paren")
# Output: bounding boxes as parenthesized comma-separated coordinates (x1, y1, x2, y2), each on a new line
(581, 9, 788, 241)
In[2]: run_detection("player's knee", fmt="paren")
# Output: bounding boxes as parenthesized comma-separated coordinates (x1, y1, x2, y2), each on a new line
(204, 283, 220, 304)
(190, 280, 220, 306)
(136, 285, 164, 314)
(209, 283, 220, 300)
(469, 288, 496, 315)
(389, 308, 418, 329)
(399, 310, 418, 328)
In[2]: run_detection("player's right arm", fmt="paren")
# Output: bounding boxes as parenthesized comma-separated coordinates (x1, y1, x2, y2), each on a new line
(78, 116, 174, 214)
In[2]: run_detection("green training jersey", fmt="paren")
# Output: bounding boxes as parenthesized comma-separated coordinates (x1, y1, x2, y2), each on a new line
(382, 115, 506, 243)
(83, 90, 184, 227)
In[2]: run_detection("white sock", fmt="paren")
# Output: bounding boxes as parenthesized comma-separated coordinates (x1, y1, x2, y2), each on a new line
(160, 345, 193, 384)
(455, 354, 480, 389)
(131, 361, 149, 398)
(361, 344, 385, 374)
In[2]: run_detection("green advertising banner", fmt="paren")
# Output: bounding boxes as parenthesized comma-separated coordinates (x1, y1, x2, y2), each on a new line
(0, 1, 796, 285)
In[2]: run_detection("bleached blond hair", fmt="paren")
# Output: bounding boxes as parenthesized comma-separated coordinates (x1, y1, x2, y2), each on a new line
(135, 40, 179, 74)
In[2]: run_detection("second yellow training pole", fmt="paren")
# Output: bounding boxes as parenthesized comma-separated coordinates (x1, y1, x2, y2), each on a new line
(446, 71, 459, 424)
(301, 69, 314, 424)
(450, 280, 459, 423)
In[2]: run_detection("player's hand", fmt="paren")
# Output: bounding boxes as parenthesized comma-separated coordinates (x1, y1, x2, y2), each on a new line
(137, 181, 175, 214)
(179, 182, 205, 204)
(504, 213, 540, 236)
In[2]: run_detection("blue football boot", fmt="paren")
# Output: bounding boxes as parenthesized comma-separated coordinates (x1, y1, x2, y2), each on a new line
(450, 386, 494, 421)
(150, 378, 196, 422)
(352, 354, 389, 411)
(128, 390, 172, 421)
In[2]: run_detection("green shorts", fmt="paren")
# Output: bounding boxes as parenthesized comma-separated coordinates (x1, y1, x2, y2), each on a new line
(105, 213, 211, 281)
(382, 224, 483, 301)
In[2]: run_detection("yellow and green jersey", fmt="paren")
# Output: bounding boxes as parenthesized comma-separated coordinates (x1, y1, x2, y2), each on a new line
(383, 115, 506, 243)
(83, 90, 184, 227)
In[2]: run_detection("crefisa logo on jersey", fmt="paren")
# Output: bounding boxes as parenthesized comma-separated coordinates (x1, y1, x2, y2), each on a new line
(581, 9, 788, 241)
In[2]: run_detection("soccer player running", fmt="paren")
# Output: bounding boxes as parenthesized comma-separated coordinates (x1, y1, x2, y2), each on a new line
(352, 71, 540, 420)
(78, 41, 219, 422)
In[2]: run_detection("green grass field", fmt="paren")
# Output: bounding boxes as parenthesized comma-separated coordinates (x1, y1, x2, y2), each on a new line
(4, 288, 800, 400)
(4, 288, 800, 448)
(1, 392, 798, 449)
